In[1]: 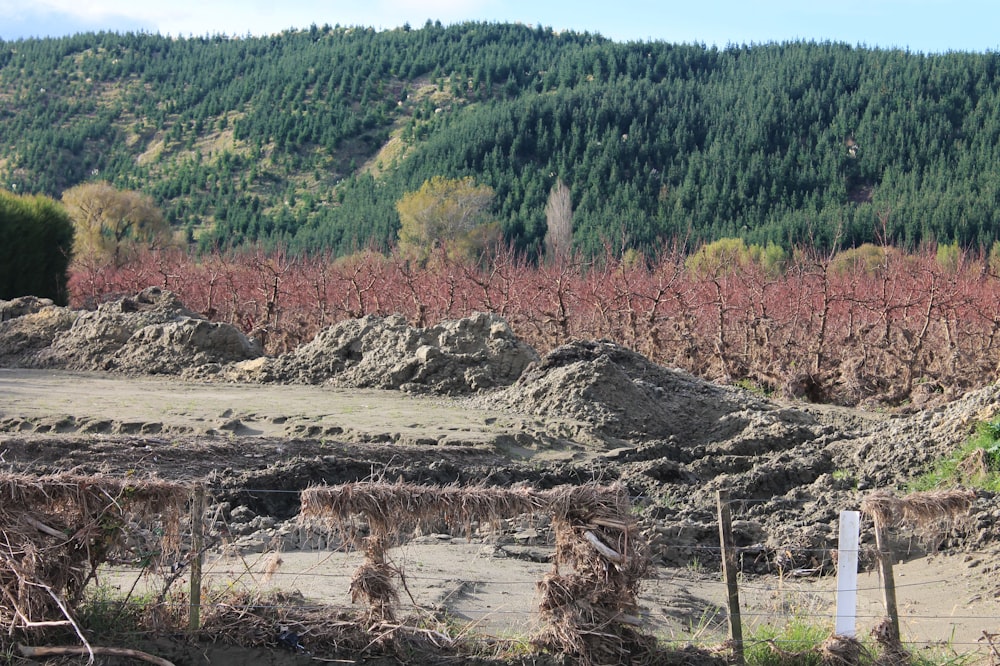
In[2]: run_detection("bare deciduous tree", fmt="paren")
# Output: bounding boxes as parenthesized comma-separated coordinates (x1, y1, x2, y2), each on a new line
(544, 179, 573, 262)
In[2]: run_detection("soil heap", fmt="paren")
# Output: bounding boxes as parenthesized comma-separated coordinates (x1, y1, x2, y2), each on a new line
(201, 311, 539, 394)
(474, 339, 811, 446)
(0, 291, 536, 394)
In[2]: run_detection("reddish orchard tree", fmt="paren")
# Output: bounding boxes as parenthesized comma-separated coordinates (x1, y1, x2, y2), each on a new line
(66, 242, 1000, 407)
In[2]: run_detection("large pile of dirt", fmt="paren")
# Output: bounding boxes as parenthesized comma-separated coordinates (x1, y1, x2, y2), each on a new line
(191, 311, 538, 395)
(0, 296, 77, 361)
(474, 339, 819, 447)
(0, 290, 538, 395)
(0, 287, 261, 373)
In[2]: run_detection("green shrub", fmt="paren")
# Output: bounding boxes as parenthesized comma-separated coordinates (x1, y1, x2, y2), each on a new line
(0, 191, 74, 304)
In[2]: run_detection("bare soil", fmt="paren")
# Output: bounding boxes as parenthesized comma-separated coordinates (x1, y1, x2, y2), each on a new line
(3, 395, 997, 664)
(4, 290, 1000, 664)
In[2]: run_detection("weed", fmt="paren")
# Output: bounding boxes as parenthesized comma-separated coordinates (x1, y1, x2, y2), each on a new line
(684, 605, 726, 641)
(740, 619, 980, 666)
(78, 583, 155, 639)
(734, 378, 774, 398)
(744, 620, 829, 666)
(910, 416, 1000, 492)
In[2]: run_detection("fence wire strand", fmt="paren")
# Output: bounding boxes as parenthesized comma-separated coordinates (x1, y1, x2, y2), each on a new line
(33, 486, 999, 661)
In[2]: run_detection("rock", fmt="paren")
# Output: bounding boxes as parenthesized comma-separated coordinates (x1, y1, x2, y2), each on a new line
(230, 505, 256, 522)
(0, 295, 55, 321)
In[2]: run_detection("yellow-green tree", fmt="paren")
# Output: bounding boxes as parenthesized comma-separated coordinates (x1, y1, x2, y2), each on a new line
(935, 241, 962, 273)
(686, 238, 788, 277)
(829, 243, 891, 276)
(396, 176, 498, 263)
(62, 182, 172, 266)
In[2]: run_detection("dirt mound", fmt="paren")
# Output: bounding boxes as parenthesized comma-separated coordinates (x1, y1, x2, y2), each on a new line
(201, 312, 538, 395)
(0, 287, 261, 373)
(837, 382, 1000, 488)
(0, 299, 77, 363)
(476, 339, 814, 446)
(619, 381, 1000, 570)
(0, 295, 56, 321)
(1, 290, 535, 394)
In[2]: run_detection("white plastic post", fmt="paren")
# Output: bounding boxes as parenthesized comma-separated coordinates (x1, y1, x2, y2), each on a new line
(835, 510, 860, 637)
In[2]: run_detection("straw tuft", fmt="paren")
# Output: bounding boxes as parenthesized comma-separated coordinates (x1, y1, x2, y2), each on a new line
(0, 473, 189, 637)
(820, 633, 868, 665)
(861, 489, 974, 532)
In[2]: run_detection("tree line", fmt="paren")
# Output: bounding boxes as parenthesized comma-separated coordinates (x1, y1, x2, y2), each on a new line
(3, 25, 1000, 257)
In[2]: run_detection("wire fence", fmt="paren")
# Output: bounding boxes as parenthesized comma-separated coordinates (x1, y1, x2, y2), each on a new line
(69, 486, 1000, 661)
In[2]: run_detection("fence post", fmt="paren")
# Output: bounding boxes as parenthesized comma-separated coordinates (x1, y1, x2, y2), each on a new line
(189, 484, 205, 632)
(835, 510, 860, 637)
(716, 490, 744, 665)
(873, 520, 900, 640)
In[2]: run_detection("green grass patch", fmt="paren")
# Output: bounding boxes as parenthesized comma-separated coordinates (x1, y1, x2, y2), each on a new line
(745, 620, 830, 666)
(909, 418, 1000, 492)
(77, 584, 159, 639)
(742, 620, 974, 666)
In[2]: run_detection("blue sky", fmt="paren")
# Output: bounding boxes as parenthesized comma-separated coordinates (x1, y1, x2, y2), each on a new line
(0, 0, 997, 53)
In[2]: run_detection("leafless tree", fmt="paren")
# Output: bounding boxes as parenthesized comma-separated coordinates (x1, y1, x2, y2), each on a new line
(544, 179, 573, 262)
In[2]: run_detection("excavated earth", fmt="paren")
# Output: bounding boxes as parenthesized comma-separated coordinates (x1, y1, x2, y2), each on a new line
(3, 288, 1000, 662)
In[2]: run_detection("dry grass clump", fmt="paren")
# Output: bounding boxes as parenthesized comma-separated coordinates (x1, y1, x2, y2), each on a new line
(870, 617, 911, 666)
(860, 489, 974, 531)
(197, 588, 473, 662)
(861, 488, 975, 554)
(0, 472, 188, 637)
(534, 484, 654, 666)
(300, 481, 542, 535)
(301, 481, 656, 665)
(819, 633, 868, 665)
(350, 535, 400, 623)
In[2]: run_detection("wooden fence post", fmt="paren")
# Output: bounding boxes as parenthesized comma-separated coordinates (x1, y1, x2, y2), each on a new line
(189, 484, 205, 632)
(873, 520, 900, 640)
(717, 490, 744, 665)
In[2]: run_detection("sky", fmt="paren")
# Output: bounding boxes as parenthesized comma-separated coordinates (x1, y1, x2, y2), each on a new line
(0, 0, 997, 53)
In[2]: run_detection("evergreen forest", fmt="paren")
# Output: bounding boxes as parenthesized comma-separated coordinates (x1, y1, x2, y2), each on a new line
(2, 21, 1000, 257)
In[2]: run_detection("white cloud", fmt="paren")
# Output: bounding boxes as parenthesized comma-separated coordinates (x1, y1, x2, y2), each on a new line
(0, 0, 499, 38)
(14, 0, 151, 19)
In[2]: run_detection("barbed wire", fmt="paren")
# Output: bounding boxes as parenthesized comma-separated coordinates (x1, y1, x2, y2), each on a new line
(82, 595, 1000, 625)
(64, 485, 1000, 660)
(105, 562, 967, 599)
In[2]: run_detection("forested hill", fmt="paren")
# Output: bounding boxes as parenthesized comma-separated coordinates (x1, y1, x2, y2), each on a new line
(3, 22, 1000, 256)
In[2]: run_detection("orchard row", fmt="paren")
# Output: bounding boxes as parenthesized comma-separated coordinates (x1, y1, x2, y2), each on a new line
(70, 244, 1000, 408)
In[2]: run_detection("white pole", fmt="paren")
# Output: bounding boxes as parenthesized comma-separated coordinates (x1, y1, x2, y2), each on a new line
(835, 510, 860, 637)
